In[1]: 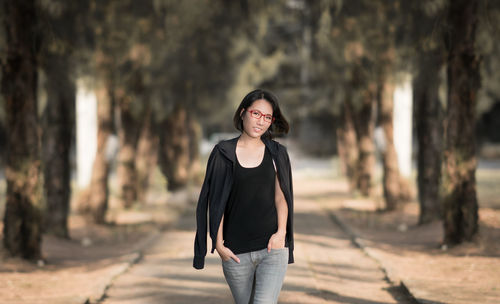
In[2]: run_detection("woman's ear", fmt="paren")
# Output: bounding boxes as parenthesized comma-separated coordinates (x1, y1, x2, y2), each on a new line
(240, 108, 245, 117)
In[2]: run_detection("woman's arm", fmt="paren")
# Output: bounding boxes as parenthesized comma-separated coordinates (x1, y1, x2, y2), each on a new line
(215, 215, 240, 263)
(267, 174, 288, 251)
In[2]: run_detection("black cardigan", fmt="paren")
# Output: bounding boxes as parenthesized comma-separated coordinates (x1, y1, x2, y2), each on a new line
(193, 136, 294, 269)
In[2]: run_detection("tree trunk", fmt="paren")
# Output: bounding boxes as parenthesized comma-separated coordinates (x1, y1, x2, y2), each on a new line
(158, 104, 190, 191)
(414, 50, 443, 224)
(187, 114, 201, 181)
(442, 0, 480, 244)
(1, 0, 43, 259)
(41, 54, 75, 237)
(337, 93, 359, 192)
(84, 70, 114, 223)
(135, 101, 158, 203)
(379, 72, 401, 210)
(116, 90, 140, 208)
(354, 82, 377, 196)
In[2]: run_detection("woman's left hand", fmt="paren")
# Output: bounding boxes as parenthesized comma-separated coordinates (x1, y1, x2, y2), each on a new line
(267, 231, 286, 252)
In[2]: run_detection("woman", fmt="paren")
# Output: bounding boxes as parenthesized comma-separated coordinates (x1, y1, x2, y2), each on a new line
(193, 89, 294, 303)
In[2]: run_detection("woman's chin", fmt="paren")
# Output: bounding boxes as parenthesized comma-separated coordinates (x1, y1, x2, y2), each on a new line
(244, 130, 263, 138)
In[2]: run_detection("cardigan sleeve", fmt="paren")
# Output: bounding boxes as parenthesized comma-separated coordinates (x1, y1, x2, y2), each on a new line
(193, 147, 218, 269)
(281, 145, 295, 264)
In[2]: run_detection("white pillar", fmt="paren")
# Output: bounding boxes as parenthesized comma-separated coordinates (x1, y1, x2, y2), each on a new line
(393, 74, 413, 178)
(76, 78, 98, 189)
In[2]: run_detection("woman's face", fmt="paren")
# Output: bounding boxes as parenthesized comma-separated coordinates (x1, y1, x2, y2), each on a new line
(240, 99, 273, 138)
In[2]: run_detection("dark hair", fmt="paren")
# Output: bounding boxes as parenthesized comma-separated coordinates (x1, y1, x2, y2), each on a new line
(233, 89, 290, 139)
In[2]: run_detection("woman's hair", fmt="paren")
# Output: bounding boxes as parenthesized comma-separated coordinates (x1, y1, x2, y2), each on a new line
(233, 89, 290, 139)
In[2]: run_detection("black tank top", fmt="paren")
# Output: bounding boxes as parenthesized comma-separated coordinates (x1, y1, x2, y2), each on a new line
(223, 147, 277, 254)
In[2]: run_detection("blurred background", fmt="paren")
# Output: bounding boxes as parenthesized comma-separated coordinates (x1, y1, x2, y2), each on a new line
(1, 0, 500, 260)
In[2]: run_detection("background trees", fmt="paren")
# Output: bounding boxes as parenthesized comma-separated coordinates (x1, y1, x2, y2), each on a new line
(1, 0, 499, 259)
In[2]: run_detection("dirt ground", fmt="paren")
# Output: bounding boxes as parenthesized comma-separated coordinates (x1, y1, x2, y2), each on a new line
(0, 183, 197, 304)
(308, 176, 500, 304)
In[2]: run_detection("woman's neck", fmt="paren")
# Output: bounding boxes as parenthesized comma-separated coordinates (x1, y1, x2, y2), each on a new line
(239, 131, 264, 148)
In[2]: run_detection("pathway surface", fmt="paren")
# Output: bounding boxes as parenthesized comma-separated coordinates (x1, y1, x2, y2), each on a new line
(101, 176, 415, 304)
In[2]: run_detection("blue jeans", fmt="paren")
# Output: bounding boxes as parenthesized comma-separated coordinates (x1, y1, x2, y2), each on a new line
(222, 248, 288, 304)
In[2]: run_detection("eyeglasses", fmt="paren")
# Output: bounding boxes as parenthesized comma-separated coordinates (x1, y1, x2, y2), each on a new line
(248, 109, 275, 123)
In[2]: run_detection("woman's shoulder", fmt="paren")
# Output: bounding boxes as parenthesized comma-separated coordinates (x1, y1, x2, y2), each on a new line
(209, 136, 238, 162)
(214, 136, 238, 152)
(268, 138, 288, 151)
(263, 138, 289, 159)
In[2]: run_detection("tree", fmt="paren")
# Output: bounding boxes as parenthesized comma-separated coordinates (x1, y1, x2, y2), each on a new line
(39, 0, 79, 237)
(77, 0, 117, 223)
(85, 65, 114, 223)
(158, 104, 191, 191)
(442, 0, 481, 244)
(116, 82, 142, 207)
(372, 0, 410, 210)
(153, 0, 249, 190)
(378, 68, 401, 210)
(152, 0, 218, 191)
(352, 64, 377, 196)
(314, 1, 378, 196)
(1, 0, 43, 259)
(135, 100, 158, 202)
(411, 0, 447, 224)
(414, 50, 444, 223)
(337, 97, 359, 191)
(112, 1, 154, 208)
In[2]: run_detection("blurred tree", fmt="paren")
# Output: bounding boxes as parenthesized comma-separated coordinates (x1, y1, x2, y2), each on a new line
(379, 67, 401, 210)
(153, 0, 222, 191)
(352, 64, 377, 197)
(317, 0, 414, 204)
(80, 0, 117, 223)
(39, 0, 80, 238)
(337, 98, 359, 192)
(135, 99, 158, 203)
(373, 0, 412, 210)
(159, 104, 191, 190)
(285, 1, 341, 156)
(442, 0, 480, 244)
(316, 1, 378, 196)
(112, 1, 153, 208)
(81, 0, 153, 214)
(1, 0, 43, 259)
(85, 67, 114, 223)
(476, 1, 500, 143)
(315, 1, 359, 188)
(154, 0, 249, 190)
(411, 0, 447, 224)
(116, 74, 142, 208)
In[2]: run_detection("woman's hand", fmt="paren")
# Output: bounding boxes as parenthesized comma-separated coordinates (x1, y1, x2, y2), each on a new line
(267, 231, 286, 252)
(216, 243, 240, 263)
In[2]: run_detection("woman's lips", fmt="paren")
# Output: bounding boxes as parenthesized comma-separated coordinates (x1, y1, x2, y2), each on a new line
(253, 127, 263, 132)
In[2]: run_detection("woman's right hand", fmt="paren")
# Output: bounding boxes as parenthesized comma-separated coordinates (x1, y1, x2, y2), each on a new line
(216, 243, 240, 263)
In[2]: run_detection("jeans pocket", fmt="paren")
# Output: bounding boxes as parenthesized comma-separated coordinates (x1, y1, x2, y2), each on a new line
(271, 247, 288, 251)
(270, 247, 289, 259)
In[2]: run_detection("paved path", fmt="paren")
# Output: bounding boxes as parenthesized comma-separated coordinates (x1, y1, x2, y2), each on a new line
(101, 178, 415, 304)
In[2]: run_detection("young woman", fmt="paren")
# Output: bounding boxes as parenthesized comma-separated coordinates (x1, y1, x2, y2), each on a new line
(193, 89, 294, 303)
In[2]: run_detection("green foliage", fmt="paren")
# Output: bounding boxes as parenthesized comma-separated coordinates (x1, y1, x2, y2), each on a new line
(2, 0, 500, 139)
(477, 0, 500, 115)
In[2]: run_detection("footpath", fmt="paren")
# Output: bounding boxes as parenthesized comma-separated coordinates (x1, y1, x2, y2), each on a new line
(98, 176, 415, 304)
